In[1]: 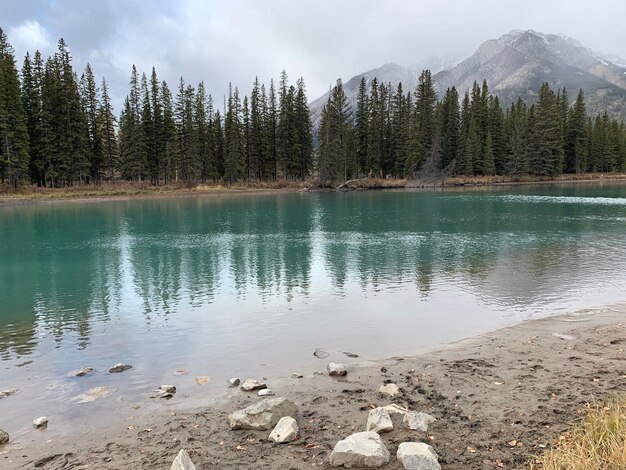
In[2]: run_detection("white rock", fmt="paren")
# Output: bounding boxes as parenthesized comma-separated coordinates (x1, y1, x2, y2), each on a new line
(0, 428, 8, 445)
(229, 397, 298, 430)
(240, 379, 267, 392)
(33, 416, 48, 429)
(397, 442, 441, 470)
(327, 363, 347, 377)
(227, 377, 241, 387)
(291, 373, 303, 379)
(157, 385, 177, 394)
(109, 363, 132, 373)
(402, 412, 436, 432)
(258, 388, 275, 397)
(383, 404, 410, 417)
(268, 416, 298, 443)
(0, 388, 18, 399)
(366, 407, 393, 434)
(67, 368, 94, 377)
(379, 383, 400, 397)
(329, 431, 390, 468)
(170, 449, 196, 470)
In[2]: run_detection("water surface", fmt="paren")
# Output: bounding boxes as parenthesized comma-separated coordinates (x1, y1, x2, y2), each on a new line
(1, 183, 626, 435)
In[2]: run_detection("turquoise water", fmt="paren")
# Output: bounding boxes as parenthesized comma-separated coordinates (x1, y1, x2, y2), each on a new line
(1, 184, 626, 434)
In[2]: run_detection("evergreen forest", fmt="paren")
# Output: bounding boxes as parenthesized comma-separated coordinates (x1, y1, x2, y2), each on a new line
(1, 30, 626, 188)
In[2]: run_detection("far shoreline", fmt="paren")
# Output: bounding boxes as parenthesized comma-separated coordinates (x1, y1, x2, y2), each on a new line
(1, 172, 626, 206)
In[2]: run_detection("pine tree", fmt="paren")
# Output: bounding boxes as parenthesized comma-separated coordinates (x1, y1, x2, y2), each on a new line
(354, 77, 369, 176)
(195, 81, 211, 182)
(160, 81, 178, 183)
(176, 78, 199, 181)
(389, 83, 408, 177)
(439, 87, 460, 173)
(317, 79, 349, 184)
(148, 68, 162, 183)
(248, 78, 263, 180)
(21, 51, 47, 185)
(365, 77, 381, 176)
(80, 63, 103, 182)
(530, 83, 563, 175)
(119, 65, 144, 180)
(98, 78, 118, 180)
(0, 28, 30, 187)
(457, 92, 473, 175)
(565, 89, 588, 173)
(489, 96, 507, 174)
(294, 78, 313, 179)
(139, 72, 153, 182)
(482, 130, 495, 175)
(505, 98, 529, 176)
(55, 38, 89, 184)
(223, 85, 244, 182)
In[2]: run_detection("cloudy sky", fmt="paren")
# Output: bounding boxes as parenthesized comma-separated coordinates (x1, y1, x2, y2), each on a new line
(2, 0, 625, 110)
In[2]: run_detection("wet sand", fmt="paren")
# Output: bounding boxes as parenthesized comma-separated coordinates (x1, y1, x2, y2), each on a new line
(2, 304, 625, 469)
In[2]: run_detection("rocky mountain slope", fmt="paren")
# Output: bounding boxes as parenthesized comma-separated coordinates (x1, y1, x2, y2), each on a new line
(310, 30, 626, 127)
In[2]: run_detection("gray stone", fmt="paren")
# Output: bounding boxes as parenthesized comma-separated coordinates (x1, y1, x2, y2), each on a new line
(268, 416, 298, 443)
(229, 397, 298, 430)
(329, 431, 390, 468)
(0, 428, 8, 445)
(397, 442, 441, 470)
(157, 385, 177, 394)
(366, 407, 393, 434)
(383, 404, 410, 417)
(170, 449, 196, 470)
(402, 412, 436, 432)
(0, 388, 18, 399)
(291, 373, 303, 379)
(227, 378, 241, 387)
(109, 363, 132, 373)
(33, 416, 48, 429)
(240, 379, 267, 392)
(67, 368, 94, 377)
(258, 388, 275, 397)
(327, 363, 347, 377)
(379, 383, 400, 397)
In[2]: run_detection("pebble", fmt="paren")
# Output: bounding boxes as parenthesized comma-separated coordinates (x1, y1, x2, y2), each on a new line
(240, 379, 267, 392)
(327, 363, 348, 377)
(109, 363, 132, 373)
(33, 416, 48, 429)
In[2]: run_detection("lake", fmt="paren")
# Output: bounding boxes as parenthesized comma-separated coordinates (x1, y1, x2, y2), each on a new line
(1, 183, 626, 435)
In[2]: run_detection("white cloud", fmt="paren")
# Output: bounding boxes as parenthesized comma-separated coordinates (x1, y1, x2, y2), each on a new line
(8, 20, 53, 58)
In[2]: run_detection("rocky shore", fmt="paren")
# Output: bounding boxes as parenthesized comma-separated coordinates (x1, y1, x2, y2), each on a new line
(1, 305, 625, 469)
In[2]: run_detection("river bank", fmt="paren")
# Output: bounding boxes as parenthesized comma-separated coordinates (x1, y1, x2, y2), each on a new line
(2, 304, 625, 469)
(2, 173, 626, 204)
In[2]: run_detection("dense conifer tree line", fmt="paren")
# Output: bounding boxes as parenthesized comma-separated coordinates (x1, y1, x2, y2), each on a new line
(1, 30, 626, 188)
(317, 72, 626, 183)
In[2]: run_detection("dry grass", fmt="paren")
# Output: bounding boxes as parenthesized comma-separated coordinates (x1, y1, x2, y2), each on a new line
(531, 399, 626, 470)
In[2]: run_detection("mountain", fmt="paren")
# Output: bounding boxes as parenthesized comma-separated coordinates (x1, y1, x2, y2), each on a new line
(310, 30, 626, 126)
(433, 29, 626, 118)
(309, 56, 459, 128)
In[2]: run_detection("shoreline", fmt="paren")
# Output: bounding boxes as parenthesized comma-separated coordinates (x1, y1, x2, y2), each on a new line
(2, 303, 625, 469)
(1, 173, 626, 205)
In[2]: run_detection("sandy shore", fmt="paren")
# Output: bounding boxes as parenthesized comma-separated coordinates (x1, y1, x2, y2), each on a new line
(2, 304, 625, 469)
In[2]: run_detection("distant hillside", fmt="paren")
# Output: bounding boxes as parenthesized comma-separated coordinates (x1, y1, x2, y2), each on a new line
(309, 57, 458, 128)
(433, 29, 626, 119)
(310, 30, 626, 127)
